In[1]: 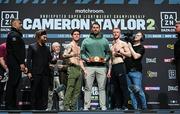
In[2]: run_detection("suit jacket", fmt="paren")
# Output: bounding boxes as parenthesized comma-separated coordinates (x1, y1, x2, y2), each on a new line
(27, 42, 51, 75)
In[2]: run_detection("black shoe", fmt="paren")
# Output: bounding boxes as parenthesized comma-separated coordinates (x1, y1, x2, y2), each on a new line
(142, 107, 148, 110)
(114, 108, 121, 111)
(137, 107, 147, 111)
(5, 106, 17, 110)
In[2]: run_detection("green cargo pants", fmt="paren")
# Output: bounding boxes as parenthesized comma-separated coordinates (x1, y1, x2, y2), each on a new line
(64, 65, 82, 110)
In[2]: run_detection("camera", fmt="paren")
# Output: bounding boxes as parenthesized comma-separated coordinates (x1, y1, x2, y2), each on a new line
(124, 31, 134, 43)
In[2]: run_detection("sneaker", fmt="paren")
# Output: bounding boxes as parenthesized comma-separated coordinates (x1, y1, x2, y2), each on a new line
(45, 108, 50, 111)
(114, 108, 121, 111)
(122, 106, 128, 111)
(83, 107, 89, 111)
(64, 107, 71, 111)
(101, 106, 107, 111)
(64, 108, 71, 111)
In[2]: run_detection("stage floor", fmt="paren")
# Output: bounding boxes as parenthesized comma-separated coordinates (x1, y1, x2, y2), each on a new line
(0, 109, 180, 114)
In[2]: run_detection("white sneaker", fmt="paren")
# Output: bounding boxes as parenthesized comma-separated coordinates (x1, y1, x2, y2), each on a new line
(122, 106, 128, 111)
(83, 107, 89, 111)
(101, 106, 107, 111)
(45, 108, 50, 111)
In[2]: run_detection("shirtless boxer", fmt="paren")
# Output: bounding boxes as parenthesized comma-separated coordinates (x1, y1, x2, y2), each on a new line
(107, 28, 131, 110)
(63, 29, 86, 111)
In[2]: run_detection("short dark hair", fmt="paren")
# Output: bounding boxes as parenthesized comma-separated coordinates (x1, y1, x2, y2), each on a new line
(137, 31, 145, 42)
(91, 22, 100, 28)
(35, 29, 47, 40)
(11, 18, 20, 26)
(71, 29, 81, 36)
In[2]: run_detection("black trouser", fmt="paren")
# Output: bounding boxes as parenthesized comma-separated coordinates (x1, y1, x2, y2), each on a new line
(0, 66, 6, 106)
(111, 63, 129, 108)
(31, 74, 49, 110)
(5, 67, 21, 110)
(0, 82, 5, 106)
(176, 60, 180, 93)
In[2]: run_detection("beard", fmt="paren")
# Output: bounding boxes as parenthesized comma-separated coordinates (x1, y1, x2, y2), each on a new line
(41, 41, 46, 45)
(55, 50, 60, 53)
(113, 35, 119, 39)
(93, 31, 99, 35)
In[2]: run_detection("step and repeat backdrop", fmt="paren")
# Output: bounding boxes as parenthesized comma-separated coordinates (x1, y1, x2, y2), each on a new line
(0, 0, 180, 109)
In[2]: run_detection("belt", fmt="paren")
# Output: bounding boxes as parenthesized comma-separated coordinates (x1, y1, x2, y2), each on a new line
(112, 62, 124, 66)
(89, 56, 104, 63)
(86, 62, 105, 66)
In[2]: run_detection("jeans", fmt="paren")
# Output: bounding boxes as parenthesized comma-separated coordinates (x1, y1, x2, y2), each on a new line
(127, 71, 147, 109)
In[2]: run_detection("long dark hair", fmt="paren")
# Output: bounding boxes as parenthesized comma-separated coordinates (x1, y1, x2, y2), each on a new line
(35, 29, 47, 41)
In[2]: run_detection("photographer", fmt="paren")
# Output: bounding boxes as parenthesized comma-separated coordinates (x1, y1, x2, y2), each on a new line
(125, 32, 147, 110)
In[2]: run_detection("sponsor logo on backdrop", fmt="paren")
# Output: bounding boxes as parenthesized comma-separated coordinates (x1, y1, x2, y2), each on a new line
(167, 44, 174, 50)
(160, 12, 177, 32)
(144, 45, 158, 49)
(91, 86, 99, 107)
(147, 102, 160, 105)
(1, 11, 18, 31)
(168, 70, 176, 79)
(91, 86, 99, 96)
(146, 58, 157, 63)
(169, 100, 178, 104)
(22, 17, 155, 31)
(147, 70, 158, 78)
(168, 86, 178, 91)
(168, 100, 180, 106)
(164, 58, 174, 63)
(0, 11, 156, 32)
(10, 7, 155, 31)
(145, 87, 160, 91)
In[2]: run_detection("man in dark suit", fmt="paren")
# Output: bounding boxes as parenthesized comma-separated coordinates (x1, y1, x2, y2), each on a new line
(47, 42, 65, 111)
(5, 19, 27, 110)
(27, 30, 51, 110)
(174, 21, 180, 91)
